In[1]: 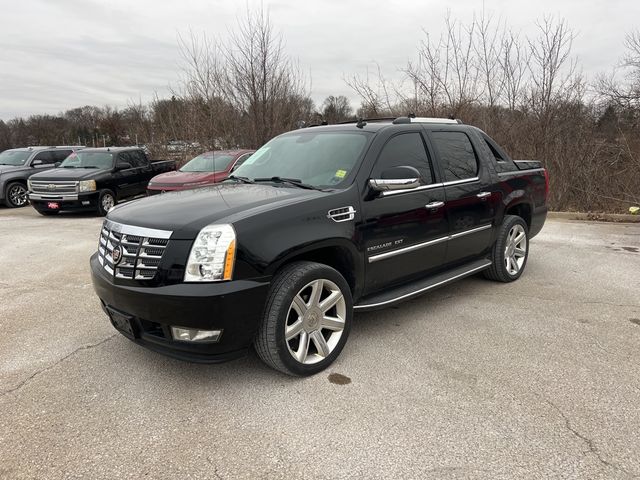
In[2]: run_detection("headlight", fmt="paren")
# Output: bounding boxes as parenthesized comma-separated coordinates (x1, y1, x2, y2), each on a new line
(184, 224, 236, 282)
(27, 179, 33, 191)
(78, 180, 97, 192)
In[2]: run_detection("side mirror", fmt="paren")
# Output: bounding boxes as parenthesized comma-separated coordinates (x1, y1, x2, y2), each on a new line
(116, 161, 132, 171)
(32, 159, 44, 167)
(54, 162, 61, 167)
(369, 166, 422, 192)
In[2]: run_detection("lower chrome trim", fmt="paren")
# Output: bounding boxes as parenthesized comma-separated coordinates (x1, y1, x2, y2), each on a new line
(368, 224, 492, 263)
(28, 193, 79, 200)
(354, 261, 492, 310)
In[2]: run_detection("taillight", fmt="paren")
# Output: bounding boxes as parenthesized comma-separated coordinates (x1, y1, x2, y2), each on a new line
(543, 168, 549, 199)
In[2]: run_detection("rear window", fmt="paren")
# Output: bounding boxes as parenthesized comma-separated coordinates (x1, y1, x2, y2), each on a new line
(430, 131, 478, 182)
(180, 153, 235, 172)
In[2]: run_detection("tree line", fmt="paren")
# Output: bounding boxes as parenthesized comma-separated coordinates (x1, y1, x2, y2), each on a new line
(0, 8, 638, 213)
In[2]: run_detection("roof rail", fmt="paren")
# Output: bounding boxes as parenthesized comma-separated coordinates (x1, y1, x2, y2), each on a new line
(393, 116, 462, 125)
(337, 116, 463, 126)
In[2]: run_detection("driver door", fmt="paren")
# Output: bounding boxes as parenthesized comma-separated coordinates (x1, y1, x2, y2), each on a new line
(359, 129, 449, 295)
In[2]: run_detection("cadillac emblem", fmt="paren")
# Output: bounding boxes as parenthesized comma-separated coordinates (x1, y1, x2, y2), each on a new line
(112, 246, 123, 265)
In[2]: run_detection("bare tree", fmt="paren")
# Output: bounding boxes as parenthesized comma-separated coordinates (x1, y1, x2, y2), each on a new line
(321, 95, 352, 123)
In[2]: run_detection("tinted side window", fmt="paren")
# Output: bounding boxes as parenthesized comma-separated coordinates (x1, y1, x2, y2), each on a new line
(52, 150, 72, 162)
(482, 135, 517, 173)
(118, 152, 133, 167)
(125, 151, 144, 167)
(33, 151, 55, 164)
(133, 151, 149, 167)
(430, 131, 478, 182)
(373, 132, 433, 183)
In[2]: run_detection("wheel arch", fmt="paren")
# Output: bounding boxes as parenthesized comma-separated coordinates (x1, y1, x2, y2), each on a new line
(266, 239, 363, 300)
(504, 201, 532, 230)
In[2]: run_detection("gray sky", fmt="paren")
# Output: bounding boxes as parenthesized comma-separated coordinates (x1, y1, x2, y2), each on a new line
(0, 0, 637, 120)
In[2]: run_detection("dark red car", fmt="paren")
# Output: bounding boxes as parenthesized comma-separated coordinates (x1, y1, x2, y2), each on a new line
(147, 149, 254, 194)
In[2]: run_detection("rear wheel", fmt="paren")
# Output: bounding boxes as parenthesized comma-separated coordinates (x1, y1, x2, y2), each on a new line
(483, 215, 529, 282)
(255, 261, 353, 376)
(5, 182, 28, 208)
(97, 190, 116, 216)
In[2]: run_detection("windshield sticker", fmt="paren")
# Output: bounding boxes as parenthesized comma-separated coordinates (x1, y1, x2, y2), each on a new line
(335, 169, 347, 179)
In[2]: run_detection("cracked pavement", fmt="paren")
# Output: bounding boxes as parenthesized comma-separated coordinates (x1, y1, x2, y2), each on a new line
(1, 207, 639, 479)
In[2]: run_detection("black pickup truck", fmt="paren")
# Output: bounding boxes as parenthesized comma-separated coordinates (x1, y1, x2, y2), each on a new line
(28, 147, 176, 216)
(90, 117, 548, 376)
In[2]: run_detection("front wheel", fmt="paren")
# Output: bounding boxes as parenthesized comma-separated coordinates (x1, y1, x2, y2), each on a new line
(255, 261, 353, 376)
(5, 182, 28, 208)
(97, 190, 116, 216)
(483, 215, 529, 282)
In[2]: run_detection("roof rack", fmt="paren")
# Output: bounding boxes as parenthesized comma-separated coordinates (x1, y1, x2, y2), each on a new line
(337, 116, 463, 126)
(392, 116, 462, 125)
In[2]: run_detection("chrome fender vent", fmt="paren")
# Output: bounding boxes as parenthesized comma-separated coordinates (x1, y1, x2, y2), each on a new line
(327, 206, 356, 223)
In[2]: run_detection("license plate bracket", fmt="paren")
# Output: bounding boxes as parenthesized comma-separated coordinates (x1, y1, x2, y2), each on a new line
(106, 307, 136, 338)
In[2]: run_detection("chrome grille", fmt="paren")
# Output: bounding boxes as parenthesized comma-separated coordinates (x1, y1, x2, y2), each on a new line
(97, 219, 172, 280)
(30, 180, 78, 195)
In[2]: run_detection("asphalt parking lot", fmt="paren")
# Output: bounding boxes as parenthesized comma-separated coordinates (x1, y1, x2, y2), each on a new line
(1, 206, 639, 479)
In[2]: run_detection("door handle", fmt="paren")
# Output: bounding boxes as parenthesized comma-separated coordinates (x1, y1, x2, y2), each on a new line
(425, 201, 445, 210)
(477, 191, 491, 199)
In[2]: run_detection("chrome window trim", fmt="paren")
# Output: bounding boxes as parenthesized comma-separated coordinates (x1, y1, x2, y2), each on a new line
(497, 168, 545, 177)
(368, 224, 492, 263)
(381, 176, 480, 197)
(104, 219, 173, 240)
(354, 261, 492, 310)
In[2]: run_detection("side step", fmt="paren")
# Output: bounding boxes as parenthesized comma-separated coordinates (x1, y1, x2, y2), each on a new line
(354, 259, 492, 311)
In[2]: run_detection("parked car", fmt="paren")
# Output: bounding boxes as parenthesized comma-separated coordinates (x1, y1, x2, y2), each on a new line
(0, 146, 83, 207)
(28, 147, 176, 216)
(90, 117, 548, 376)
(147, 150, 254, 194)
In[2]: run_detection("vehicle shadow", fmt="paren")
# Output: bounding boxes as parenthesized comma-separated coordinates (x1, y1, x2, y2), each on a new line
(104, 275, 490, 387)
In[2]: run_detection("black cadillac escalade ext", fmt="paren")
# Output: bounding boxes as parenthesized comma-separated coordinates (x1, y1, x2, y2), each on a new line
(91, 117, 548, 376)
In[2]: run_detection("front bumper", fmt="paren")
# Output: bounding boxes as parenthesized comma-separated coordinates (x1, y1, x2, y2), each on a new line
(29, 191, 99, 211)
(90, 253, 270, 363)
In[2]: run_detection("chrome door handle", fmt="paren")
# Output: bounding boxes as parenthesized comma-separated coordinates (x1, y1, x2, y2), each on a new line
(477, 191, 491, 199)
(425, 201, 445, 209)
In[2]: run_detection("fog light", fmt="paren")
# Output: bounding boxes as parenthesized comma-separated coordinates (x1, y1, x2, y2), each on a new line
(170, 326, 222, 343)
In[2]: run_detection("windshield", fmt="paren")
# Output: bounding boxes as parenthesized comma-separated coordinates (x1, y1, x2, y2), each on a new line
(232, 132, 370, 188)
(0, 150, 31, 166)
(180, 153, 235, 173)
(59, 151, 113, 169)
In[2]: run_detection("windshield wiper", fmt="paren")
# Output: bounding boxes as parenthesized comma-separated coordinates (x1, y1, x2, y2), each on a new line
(253, 176, 326, 191)
(62, 166, 77, 168)
(227, 175, 255, 184)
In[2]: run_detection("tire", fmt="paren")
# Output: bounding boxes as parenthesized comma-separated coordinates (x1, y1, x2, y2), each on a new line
(5, 182, 28, 208)
(483, 215, 529, 282)
(255, 261, 353, 376)
(97, 190, 116, 216)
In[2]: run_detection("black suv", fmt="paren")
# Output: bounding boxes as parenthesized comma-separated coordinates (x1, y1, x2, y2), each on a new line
(91, 117, 548, 376)
(0, 146, 81, 207)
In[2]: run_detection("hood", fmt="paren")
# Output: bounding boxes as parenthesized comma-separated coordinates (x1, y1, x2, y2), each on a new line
(107, 183, 323, 238)
(0, 165, 27, 175)
(30, 167, 107, 181)
(150, 170, 221, 186)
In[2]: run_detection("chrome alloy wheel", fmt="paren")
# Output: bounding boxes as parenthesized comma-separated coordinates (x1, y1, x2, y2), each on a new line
(8, 184, 28, 207)
(504, 224, 527, 275)
(285, 279, 346, 365)
(101, 193, 115, 212)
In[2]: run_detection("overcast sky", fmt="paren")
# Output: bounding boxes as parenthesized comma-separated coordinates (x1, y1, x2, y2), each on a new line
(0, 0, 638, 120)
